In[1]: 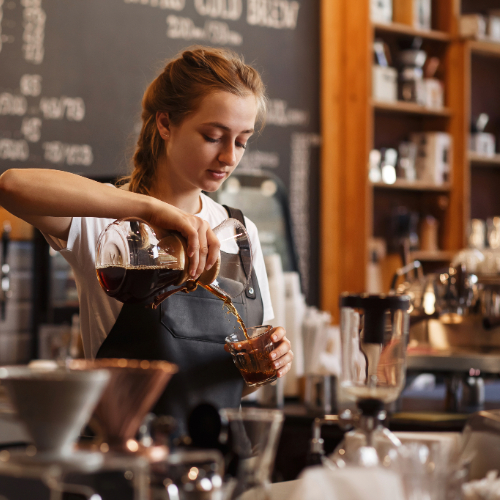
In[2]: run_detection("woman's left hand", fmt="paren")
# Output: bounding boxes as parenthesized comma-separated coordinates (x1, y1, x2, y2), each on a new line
(269, 327, 293, 378)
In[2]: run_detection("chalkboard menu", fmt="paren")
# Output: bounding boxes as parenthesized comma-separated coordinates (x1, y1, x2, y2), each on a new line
(0, 0, 320, 303)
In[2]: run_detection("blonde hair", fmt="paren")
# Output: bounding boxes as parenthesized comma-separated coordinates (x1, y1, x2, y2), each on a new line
(122, 46, 267, 195)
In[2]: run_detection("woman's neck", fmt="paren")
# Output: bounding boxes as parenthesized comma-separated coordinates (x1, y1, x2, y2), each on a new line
(150, 161, 202, 214)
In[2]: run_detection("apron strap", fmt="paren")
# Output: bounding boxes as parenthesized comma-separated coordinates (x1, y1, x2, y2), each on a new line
(222, 205, 256, 300)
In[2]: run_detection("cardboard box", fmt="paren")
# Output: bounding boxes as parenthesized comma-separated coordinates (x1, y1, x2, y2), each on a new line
(372, 65, 398, 103)
(460, 14, 487, 39)
(410, 132, 452, 185)
(393, 0, 431, 30)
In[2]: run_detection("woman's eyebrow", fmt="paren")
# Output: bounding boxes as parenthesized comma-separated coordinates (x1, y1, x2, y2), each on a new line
(203, 122, 254, 134)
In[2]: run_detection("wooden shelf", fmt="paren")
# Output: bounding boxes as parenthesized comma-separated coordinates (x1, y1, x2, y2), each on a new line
(469, 151, 500, 166)
(372, 180, 451, 192)
(410, 250, 454, 262)
(373, 100, 452, 117)
(373, 22, 451, 42)
(469, 40, 500, 58)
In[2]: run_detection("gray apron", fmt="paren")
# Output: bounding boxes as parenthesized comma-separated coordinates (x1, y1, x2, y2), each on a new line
(95, 207, 264, 437)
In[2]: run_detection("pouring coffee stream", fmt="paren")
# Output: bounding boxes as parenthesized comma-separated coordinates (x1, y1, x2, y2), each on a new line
(96, 217, 252, 338)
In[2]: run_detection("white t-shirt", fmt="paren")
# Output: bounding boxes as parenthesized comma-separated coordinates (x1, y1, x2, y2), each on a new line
(43, 191, 274, 359)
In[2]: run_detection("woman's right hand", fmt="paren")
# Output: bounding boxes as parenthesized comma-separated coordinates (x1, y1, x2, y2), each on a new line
(148, 202, 220, 279)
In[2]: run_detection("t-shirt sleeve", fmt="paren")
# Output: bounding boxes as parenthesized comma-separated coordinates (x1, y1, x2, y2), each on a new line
(245, 216, 275, 324)
(42, 216, 113, 273)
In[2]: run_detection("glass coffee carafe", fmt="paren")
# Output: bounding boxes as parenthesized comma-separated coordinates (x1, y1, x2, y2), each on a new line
(95, 217, 252, 308)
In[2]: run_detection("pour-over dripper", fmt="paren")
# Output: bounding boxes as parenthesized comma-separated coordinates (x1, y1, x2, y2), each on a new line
(95, 217, 252, 308)
(328, 293, 410, 468)
(220, 407, 284, 500)
(69, 359, 177, 454)
(0, 365, 110, 463)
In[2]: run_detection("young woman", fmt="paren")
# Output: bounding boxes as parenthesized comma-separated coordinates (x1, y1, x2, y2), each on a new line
(0, 46, 293, 436)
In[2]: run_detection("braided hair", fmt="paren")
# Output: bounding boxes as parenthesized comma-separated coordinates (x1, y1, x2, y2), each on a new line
(122, 46, 267, 195)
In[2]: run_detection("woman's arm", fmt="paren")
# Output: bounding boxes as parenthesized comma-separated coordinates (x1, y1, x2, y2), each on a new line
(0, 169, 219, 276)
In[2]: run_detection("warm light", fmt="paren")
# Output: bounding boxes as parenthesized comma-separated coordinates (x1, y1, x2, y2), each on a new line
(140, 360, 150, 369)
(126, 439, 139, 452)
(188, 467, 199, 480)
(100, 442, 109, 453)
(423, 288, 436, 315)
(199, 478, 213, 491)
(147, 445, 168, 462)
(0, 450, 9, 462)
(381, 165, 396, 184)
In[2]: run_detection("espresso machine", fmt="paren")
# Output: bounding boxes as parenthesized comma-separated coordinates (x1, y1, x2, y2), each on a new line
(397, 256, 500, 412)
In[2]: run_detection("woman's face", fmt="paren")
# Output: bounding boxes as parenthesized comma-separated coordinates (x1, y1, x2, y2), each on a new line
(161, 91, 258, 194)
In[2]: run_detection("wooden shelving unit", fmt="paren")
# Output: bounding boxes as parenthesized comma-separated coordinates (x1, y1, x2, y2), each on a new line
(320, 0, 464, 319)
(411, 250, 455, 262)
(373, 21, 452, 41)
(469, 39, 500, 58)
(372, 180, 452, 191)
(373, 100, 452, 116)
(469, 151, 500, 166)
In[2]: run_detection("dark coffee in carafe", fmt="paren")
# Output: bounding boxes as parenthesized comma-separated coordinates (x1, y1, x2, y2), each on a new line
(96, 265, 183, 304)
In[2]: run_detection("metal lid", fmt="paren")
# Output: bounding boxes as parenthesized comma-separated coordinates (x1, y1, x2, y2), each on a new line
(340, 293, 410, 311)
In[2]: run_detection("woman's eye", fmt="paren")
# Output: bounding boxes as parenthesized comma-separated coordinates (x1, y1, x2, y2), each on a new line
(203, 135, 219, 143)
(236, 141, 247, 150)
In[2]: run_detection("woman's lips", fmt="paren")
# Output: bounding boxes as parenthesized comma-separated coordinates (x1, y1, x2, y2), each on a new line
(207, 170, 227, 180)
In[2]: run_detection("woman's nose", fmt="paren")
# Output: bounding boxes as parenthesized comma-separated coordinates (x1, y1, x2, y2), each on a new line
(218, 143, 237, 167)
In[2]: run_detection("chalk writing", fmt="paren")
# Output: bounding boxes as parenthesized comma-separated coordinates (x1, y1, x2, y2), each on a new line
(247, 0, 299, 30)
(194, 0, 242, 20)
(123, 0, 185, 10)
(167, 15, 242, 45)
(239, 149, 279, 171)
(20, 74, 42, 96)
(289, 133, 321, 294)
(0, 139, 29, 161)
(42, 142, 93, 166)
(0, 93, 27, 116)
(39, 97, 85, 121)
(267, 99, 308, 127)
(21, 117, 41, 142)
(0, 0, 4, 54)
(21, 0, 45, 64)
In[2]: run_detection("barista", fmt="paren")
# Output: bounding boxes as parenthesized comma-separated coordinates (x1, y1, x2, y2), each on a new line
(0, 46, 293, 436)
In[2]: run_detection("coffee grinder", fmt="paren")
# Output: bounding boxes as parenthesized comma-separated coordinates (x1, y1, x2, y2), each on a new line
(328, 293, 410, 468)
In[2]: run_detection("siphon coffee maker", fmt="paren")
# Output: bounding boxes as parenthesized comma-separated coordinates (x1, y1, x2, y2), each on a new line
(327, 293, 410, 468)
(95, 217, 253, 308)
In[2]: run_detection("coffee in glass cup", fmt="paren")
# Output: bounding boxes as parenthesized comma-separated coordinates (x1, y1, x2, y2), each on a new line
(225, 325, 277, 387)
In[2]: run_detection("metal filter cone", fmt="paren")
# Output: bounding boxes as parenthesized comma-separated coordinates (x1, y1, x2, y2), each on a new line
(0, 366, 110, 459)
(70, 359, 177, 451)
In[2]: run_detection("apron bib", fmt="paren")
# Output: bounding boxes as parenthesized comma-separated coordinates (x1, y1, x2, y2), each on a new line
(96, 207, 264, 437)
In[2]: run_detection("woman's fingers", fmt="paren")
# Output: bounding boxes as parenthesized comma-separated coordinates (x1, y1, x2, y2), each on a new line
(205, 228, 221, 271)
(268, 327, 293, 377)
(195, 222, 209, 277)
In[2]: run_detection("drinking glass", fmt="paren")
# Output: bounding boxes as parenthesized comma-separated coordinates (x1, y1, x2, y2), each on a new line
(225, 326, 277, 387)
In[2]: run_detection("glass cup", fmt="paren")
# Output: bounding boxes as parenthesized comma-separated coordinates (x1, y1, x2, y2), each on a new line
(225, 325, 277, 387)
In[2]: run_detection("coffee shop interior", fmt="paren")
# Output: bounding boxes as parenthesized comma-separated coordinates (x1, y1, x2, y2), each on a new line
(4, 0, 500, 498)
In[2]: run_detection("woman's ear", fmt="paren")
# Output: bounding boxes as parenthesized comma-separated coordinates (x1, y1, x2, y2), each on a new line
(156, 112, 170, 139)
